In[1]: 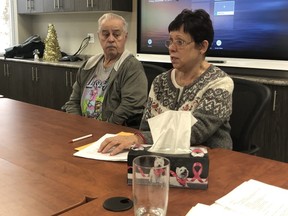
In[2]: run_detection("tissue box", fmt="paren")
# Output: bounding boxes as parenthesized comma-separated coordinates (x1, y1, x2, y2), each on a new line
(127, 146, 209, 189)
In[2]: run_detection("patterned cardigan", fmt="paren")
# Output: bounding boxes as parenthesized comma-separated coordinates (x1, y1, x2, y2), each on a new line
(139, 65, 234, 150)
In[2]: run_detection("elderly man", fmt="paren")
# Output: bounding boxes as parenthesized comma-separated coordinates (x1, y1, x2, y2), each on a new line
(63, 13, 148, 127)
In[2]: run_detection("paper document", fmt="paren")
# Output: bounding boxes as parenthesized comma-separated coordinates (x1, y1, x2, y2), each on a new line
(186, 179, 288, 216)
(73, 133, 128, 162)
(215, 179, 288, 216)
(74, 131, 134, 151)
(186, 203, 245, 216)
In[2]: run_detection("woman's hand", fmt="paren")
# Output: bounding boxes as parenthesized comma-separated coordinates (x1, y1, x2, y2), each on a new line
(98, 134, 141, 156)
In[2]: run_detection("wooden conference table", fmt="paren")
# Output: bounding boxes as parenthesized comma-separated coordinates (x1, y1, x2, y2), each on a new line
(0, 98, 288, 216)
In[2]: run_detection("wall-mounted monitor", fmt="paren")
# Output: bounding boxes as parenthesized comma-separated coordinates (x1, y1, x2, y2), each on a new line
(136, 0, 288, 65)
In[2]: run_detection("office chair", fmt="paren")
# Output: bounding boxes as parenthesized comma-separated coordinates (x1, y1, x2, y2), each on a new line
(126, 63, 167, 129)
(230, 77, 271, 155)
(142, 62, 167, 92)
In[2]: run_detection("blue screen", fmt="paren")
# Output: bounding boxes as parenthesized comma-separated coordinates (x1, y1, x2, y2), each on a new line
(137, 0, 288, 60)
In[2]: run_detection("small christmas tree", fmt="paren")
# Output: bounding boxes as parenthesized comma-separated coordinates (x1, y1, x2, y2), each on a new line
(43, 24, 61, 62)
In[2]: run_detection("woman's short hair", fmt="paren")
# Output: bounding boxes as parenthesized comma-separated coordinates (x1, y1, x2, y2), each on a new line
(168, 9, 214, 50)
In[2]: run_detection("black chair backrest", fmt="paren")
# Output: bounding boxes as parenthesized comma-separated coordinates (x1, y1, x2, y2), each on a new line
(230, 78, 271, 154)
(142, 62, 167, 92)
(125, 63, 166, 129)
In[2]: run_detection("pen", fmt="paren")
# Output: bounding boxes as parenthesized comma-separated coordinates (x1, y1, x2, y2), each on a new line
(70, 134, 93, 143)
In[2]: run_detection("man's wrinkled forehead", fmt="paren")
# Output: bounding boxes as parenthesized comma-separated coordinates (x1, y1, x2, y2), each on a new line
(100, 28, 122, 33)
(99, 19, 124, 32)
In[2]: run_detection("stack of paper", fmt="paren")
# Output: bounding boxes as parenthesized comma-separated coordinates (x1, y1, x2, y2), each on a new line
(73, 133, 128, 162)
(186, 179, 288, 216)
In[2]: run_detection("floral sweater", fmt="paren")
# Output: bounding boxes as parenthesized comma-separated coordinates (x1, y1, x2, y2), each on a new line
(139, 65, 234, 150)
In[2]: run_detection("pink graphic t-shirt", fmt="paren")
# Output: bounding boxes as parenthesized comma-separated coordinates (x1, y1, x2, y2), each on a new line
(81, 61, 113, 120)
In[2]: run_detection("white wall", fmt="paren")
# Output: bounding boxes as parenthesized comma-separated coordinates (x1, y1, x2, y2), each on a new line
(15, 1, 137, 57)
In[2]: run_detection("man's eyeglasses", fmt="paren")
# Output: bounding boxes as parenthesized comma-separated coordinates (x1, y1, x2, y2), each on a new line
(165, 39, 193, 48)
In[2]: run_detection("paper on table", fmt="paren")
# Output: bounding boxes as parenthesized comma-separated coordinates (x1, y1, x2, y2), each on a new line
(215, 179, 288, 216)
(186, 203, 245, 216)
(74, 131, 134, 151)
(186, 179, 288, 216)
(73, 133, 128, 162)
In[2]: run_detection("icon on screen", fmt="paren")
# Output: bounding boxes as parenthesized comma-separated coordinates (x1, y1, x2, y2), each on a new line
(216, 40, 222, 46)
(148, 39, 152, 45)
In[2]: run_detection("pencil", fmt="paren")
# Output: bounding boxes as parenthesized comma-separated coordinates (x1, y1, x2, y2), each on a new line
(70, 134, 93, 143)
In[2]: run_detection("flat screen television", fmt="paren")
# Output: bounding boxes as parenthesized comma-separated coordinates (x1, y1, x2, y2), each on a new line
(136, 0, 288, 63)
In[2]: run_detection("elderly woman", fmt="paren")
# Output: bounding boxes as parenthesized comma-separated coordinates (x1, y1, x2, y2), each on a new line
(99, 9, 234, 155)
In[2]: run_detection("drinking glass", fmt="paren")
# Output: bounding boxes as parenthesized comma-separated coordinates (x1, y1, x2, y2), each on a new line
(132, 155, 170, 216)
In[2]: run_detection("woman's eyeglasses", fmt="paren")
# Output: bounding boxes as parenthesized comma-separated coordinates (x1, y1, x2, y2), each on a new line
(165, 39, 193, 49)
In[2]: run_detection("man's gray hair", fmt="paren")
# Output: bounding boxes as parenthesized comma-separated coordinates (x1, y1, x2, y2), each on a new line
(98, 13, 128, 33)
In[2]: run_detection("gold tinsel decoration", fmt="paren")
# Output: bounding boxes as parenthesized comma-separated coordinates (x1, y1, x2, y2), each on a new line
(43, 24, 61, 62)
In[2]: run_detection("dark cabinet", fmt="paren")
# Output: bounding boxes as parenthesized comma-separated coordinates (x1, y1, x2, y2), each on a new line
(0, 61, 8, 97)
(74, 0, 132, 12)
(17, 0, 44, 14)
(18, 63, 53, 108)
(0, 61, 26, 101)
(251, 84, 288, 162)
(43, 0, 75, 13)
(42, 65, 77, 110)
(17, 0, 132, 14)
(0, 59, 78, 111)
(20, 63, 78, 110)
